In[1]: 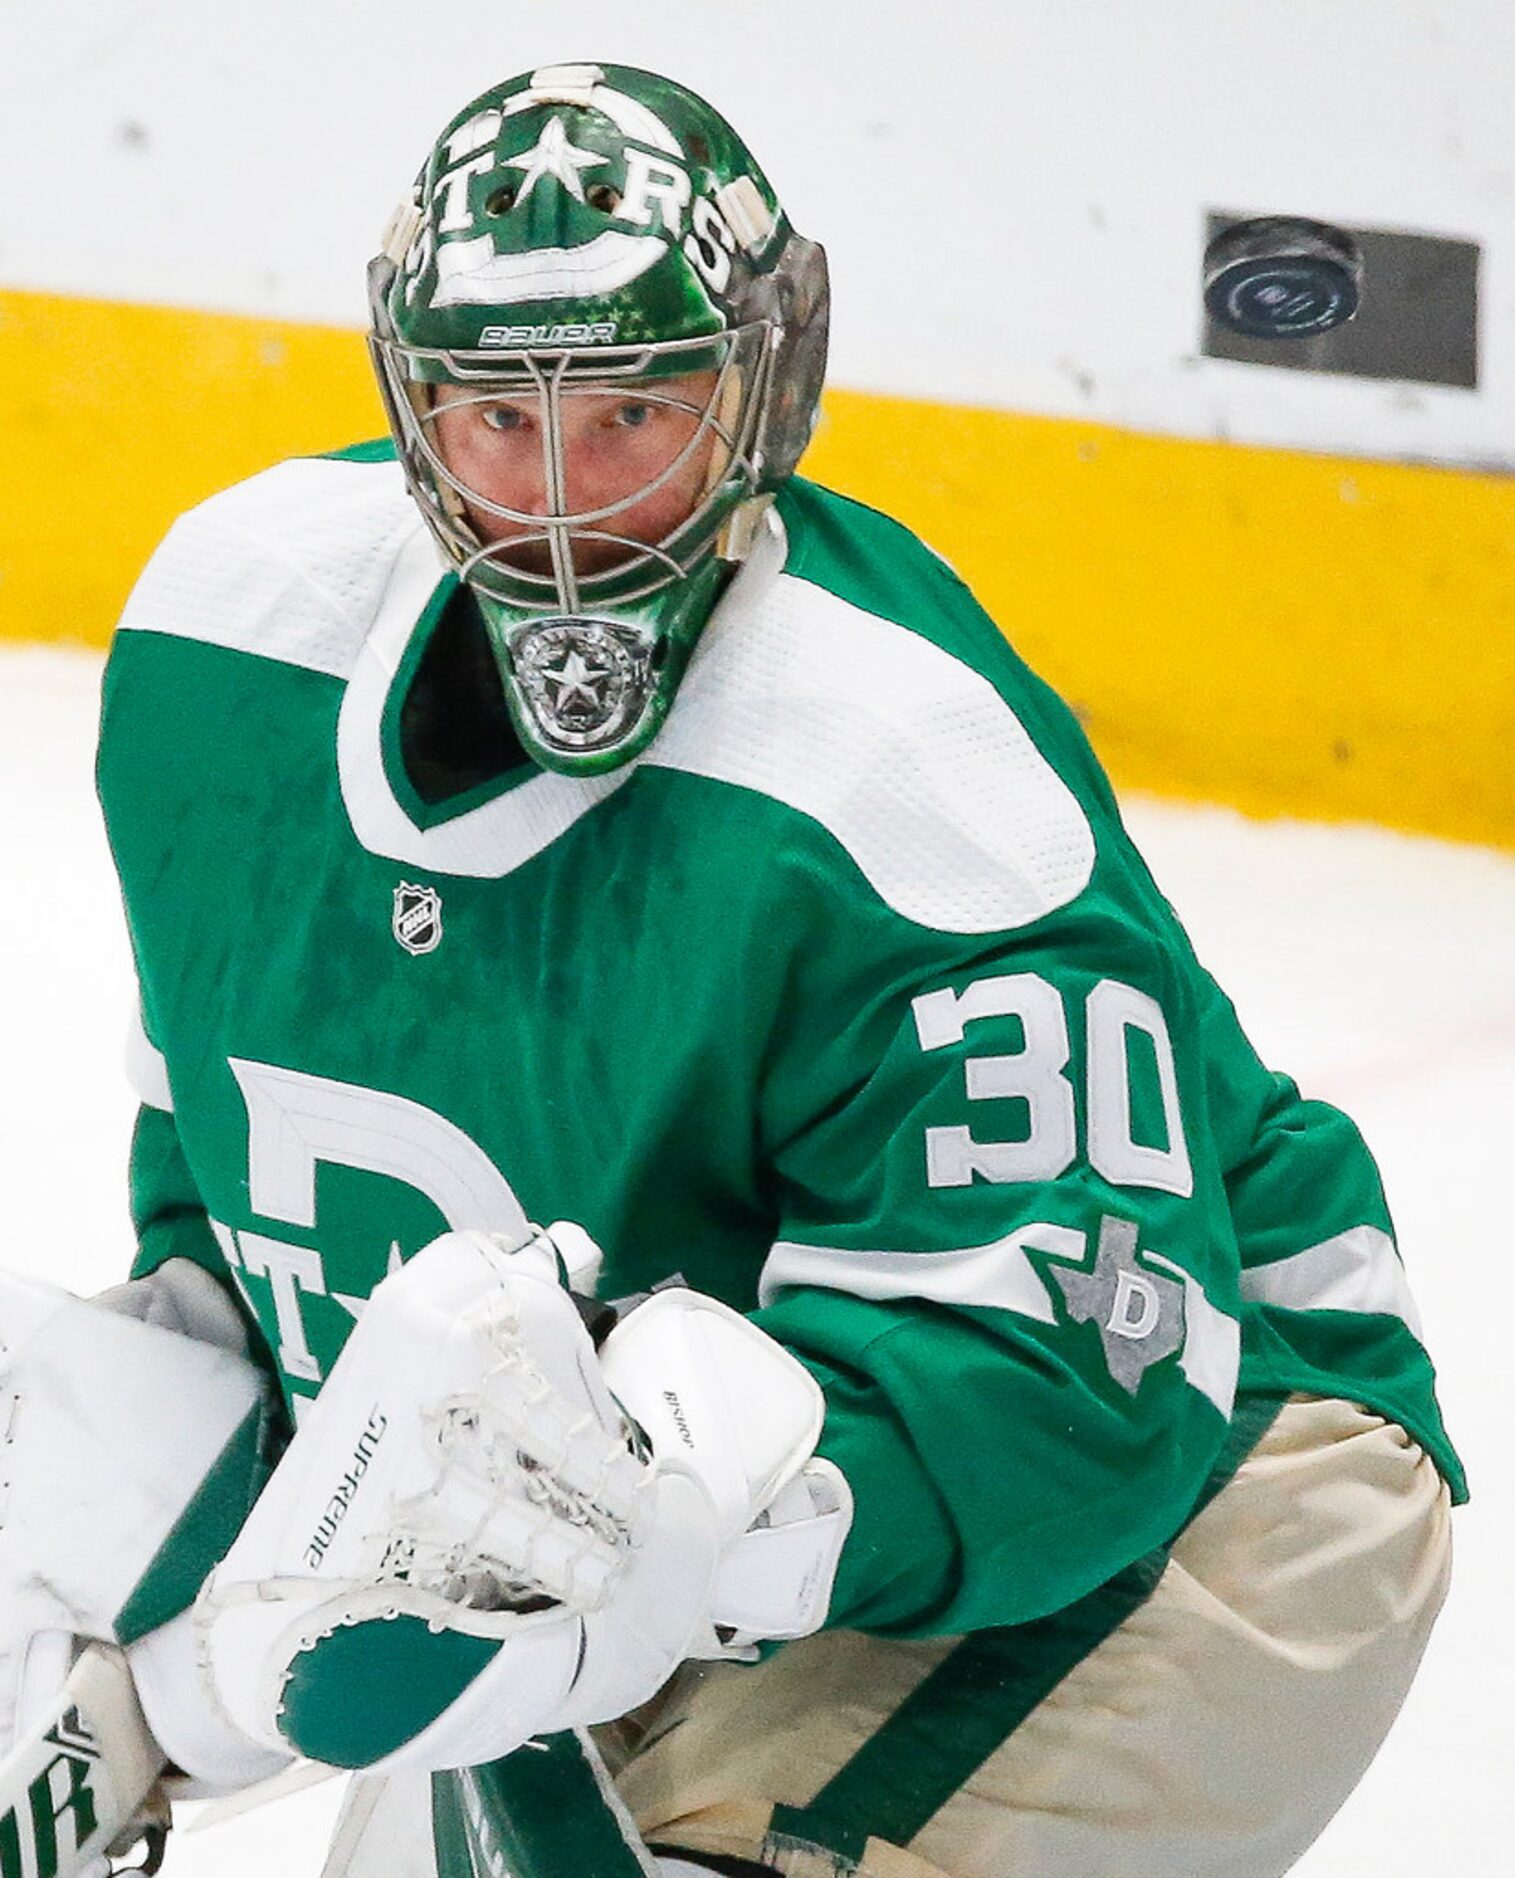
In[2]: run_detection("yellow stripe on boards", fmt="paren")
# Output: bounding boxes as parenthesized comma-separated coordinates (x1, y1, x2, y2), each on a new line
(0, 289, 383, 650)
(2, 288, 1511, 849)
(806, 392, 1515, 852)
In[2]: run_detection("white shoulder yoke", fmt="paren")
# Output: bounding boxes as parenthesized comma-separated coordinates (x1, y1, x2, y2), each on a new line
(645, 511, 1097, 935)
(117, 456, 424, 679)
(137, 472, 1099, 929)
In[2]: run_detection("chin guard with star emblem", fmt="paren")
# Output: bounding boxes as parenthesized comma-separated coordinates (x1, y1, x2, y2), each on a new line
(477, 548, 726, 776)
(504, 615, 659, 760)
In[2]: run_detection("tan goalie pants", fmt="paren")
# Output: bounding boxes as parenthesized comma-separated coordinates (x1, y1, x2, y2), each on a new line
(612, 1396, 1452, 1878)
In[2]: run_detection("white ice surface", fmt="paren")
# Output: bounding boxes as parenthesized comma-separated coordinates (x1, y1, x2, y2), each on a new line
(0, 644, 1507, 1873)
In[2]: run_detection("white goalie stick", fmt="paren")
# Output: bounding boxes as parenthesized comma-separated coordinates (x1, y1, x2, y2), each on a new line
(0, 1643, 169, 1878)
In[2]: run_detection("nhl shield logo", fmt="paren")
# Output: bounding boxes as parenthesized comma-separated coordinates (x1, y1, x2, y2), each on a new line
(392, 881, 443, 956)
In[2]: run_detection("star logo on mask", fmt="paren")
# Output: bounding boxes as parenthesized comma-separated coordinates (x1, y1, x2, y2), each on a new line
(540, 646, 610, 714)
(510, 617, 654, 753)
(503, 116, 608, 205)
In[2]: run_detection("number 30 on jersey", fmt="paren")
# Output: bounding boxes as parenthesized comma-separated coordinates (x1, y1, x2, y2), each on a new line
(912, 973, 1193, 1197)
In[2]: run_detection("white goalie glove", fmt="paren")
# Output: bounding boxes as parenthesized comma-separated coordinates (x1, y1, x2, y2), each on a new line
(195, 1227, 853, 1773)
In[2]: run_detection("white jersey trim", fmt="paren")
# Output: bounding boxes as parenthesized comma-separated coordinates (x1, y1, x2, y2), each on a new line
(760, 1224, 1238, 1419)
(121, 465, 1097, 932)
(648, 513, 1097, 934)
(116, 458, 419, 679)
(1145, 1251, 1241, 1419)
(758, 1223, 1070, 1321)
(126, 1001, 172, 1112)
(1239, 1225, 1425, 1342)
(334, 528, 632, 873)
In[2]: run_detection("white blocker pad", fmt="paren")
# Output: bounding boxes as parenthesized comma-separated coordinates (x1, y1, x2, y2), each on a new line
(0, 1267, 273, 1750)
(598, 1288, 851, 1644)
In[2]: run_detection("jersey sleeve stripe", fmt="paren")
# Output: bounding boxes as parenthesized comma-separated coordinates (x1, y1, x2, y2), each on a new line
(127, 1001, 173, 1111)
(1238, 1225, 1425, 1341)
(1144, 1251, 1242, 1418)
(758, 1225, 1069, 1321)
(759, 1227, 1239, 1419)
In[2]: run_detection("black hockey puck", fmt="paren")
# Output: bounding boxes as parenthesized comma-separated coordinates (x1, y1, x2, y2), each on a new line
(1204, 217, 1363, 339)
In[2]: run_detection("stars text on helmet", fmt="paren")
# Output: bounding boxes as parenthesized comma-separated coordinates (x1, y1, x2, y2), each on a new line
(503, 116, 608, 206)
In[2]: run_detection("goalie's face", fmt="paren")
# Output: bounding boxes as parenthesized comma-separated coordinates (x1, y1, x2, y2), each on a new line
(426, 369, 724, 581)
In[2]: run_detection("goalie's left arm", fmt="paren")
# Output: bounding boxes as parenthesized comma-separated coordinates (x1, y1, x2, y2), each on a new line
(190, 1226, 853, 1774)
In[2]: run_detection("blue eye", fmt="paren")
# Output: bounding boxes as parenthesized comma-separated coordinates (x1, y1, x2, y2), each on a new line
(616, 403, 652, 428)
(482, 406, 526, 431)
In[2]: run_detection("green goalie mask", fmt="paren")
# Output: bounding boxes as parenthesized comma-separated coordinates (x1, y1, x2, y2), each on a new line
(369, 61, 829, 775)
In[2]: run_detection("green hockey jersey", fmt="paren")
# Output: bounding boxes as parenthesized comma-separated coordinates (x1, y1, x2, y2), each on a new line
(97, 448, 1464, 1640)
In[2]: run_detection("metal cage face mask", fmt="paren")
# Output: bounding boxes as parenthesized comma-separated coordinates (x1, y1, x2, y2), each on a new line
(375, 325, 770, 615)
(372, 327, 773, 775)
